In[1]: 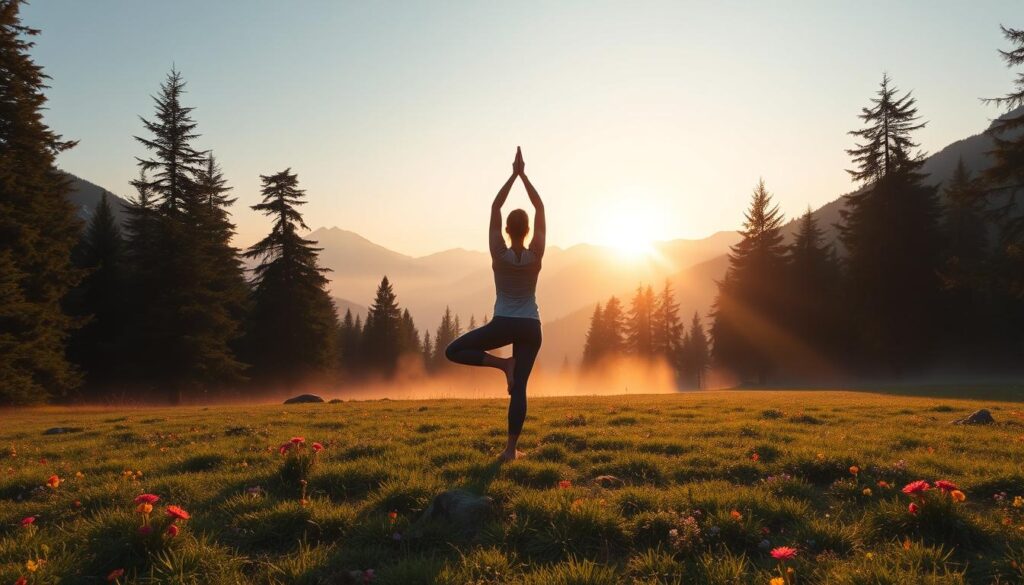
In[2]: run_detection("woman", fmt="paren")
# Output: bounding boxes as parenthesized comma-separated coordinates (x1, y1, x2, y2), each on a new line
(445, 147, 544, 461)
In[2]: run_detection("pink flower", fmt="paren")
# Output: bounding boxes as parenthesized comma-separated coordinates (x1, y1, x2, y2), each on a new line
(107, 568, 125, 581)
(20, 516, 35, 527)
(166, 505, 191, 521)
(166, 524, 179, 537)
(935, 480, 958, 493)
(312, 442, 324, 452)
(902, 480, 931, 495)
(290, 437, 305, 445)
(770, 546, 798, 561)
(279, 443, 292, 455)
(908, 502, 919, 515)
(133, 493, 160, 505)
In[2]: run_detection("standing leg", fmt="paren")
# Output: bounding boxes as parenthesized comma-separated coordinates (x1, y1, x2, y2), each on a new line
(445, 319, 515, 386)
(503, 320, 542, 461)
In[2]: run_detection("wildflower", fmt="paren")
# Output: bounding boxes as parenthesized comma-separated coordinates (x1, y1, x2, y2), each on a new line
(166, 505, 191, 522)
(816, 452, 825, 460)
(290, 437, 305, 445)
(877, 480, 890, 489)
(751, 453, 760, 462)
(134, 494, 160, 505)
(1015, 496, 1024, 508)
(865, 552, 874, 560)
(849, 465, 859, 475)
(279, 443, 292, 455)
(730, 509, 742, 521)
(75, 471, 84, 479)
(73, 500, 81, 508)
(908, 502, 919, 515)
(770, 578, 784, 585)
(107, 568, 125, 581)
(15, 577, 28, 585)
(862, 488, 872, 496)
(20, 516, 35, 527)
(26, 559, 42, 572)
(166, 524, 179, 537)
(136, 503, 153, 514)
(312, 442, 324, 452)
(902, 480, 930, 495)
(46, 474, 61, 489)
(935, 480, 958, 493)
(951, 490, 966, 503)
(902, 537, 912, 550)
(388, 510, 398, 522)
(770, 546, 797, 561)
(558, 480, 571, 489)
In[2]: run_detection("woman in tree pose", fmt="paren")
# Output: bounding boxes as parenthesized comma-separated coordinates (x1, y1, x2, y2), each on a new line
(446, 147, 545, 461)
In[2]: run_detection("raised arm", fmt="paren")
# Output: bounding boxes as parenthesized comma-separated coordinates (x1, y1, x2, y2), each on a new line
(490, 172, 517, 256)
(519, 156, 546, 256)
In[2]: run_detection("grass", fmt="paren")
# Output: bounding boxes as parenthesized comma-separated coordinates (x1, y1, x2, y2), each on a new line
(2, 390, 1024, 584)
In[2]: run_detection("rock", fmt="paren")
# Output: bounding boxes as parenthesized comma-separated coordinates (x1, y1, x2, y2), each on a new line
(43, 427, 83, 435)
(953, 409, 994, 425)
(411, 489, 493, 537)
(328, 398, 343, 404)
(593, 474, 624, 488)
(283, 394, 324, 404)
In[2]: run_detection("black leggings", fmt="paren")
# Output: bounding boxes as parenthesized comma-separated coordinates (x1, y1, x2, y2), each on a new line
(445, 316, 542, 436)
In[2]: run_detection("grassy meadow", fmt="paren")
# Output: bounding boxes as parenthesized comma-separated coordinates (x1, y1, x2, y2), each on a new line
(3, 389, 1024, 584)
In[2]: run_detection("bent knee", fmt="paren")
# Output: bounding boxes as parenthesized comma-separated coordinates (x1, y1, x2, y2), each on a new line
(444, 342, 459, 362)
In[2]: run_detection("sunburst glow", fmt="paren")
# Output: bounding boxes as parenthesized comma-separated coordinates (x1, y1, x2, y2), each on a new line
(595, 202, 660, 259)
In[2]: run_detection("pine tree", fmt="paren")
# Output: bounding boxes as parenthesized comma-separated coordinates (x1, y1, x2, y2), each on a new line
(680, 312, 710, 389)
(839, 75, 943, 374)
(243, 168, 338, 388)
(337, 308, 362, 374)
(581, 302, 605, 366)
(625, 285, 656, 357)
(422, 330, 434, 372)
(602, 296, 626, 355)
(0, 1, 82, 404)
(66, 193, 126, 394)
(711, 179, 787, 384)
(362, 276, 402, 375)
(651, 280, 684, 365)
(398, 308, 421, 356)
(784, 209, 843, 372)
(468, 314, 477, 331)
(433, 307, 459, 369)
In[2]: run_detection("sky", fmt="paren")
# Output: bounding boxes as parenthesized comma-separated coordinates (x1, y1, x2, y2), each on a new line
(23, 0, 1024, 256)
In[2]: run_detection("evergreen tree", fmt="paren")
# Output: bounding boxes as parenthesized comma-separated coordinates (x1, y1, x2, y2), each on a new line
(839, 75, 943, 374)
(581, 302, 604, 366)
(468, 314, 477, 331)
(784, 209, 842, 372)
(422, 330, 434, 372)
(625, 285, 655, 357)
(66, 193, 126, 394)
(398, 308, 421, 356)
(651, 280, 684, 364)
(129, 69, 246, 402)
(433, 307, 459, 369)
(680, 312, 710, 389)
(0, 1, 82, 404)
(362, 276, 402, 375)
(337, 308, 362, 374)
(243, 168, 338, 387)
(984, 25, 1024, 296)
(602, 296, 626, 355)
(711, 179, 787, 384)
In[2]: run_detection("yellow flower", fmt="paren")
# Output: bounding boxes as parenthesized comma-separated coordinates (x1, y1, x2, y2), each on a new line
(26, 559, 41, 572)
(862, 488, 872, 496)
(770, 578, 784, 585)
(1014, 496, 1023, 508)
(865, 552, 874, 559)
(75, 471, 84, 479)
(951, 490, 966, 503)
(816, 453, 825, 460)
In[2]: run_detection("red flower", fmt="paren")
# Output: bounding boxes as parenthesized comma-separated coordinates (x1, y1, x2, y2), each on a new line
(935, 480, 958, 493)
(166, 524, 180, 537)
(558, 480, 572, 489)
(279, 443, 292, 455)
(902, 480, 930, 495)
(20, 516, 35, 527)
(770, 546, 798, 561)
(107, 568, 125, 581)
(312, 442, 324, 452)
(16, 577, 28, 585)
(290, 437, 305, 445)
(166, 505, 191, 521)
(908, 502, 919, 515)
(133, 493, 160, 505)
(388, 510, 398, 521)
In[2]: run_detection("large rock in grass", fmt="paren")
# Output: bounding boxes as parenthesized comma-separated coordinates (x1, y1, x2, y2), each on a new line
(953, 409, 995, 425)
(283, 394, 324, 404)
(410, 489, 493, 538)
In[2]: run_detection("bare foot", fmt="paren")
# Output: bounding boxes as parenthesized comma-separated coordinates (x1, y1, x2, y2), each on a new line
(503, 357, 516, 394)
(499, 449, 525, 462)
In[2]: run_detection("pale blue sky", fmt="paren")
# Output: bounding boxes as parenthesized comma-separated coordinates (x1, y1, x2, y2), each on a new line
(24, 1, 1023, 254)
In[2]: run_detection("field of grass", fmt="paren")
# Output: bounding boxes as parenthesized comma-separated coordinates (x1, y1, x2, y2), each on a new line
(3, 389, 1024, 584)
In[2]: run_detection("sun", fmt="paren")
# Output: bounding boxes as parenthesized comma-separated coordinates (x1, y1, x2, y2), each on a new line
(595, 203, 659, 259)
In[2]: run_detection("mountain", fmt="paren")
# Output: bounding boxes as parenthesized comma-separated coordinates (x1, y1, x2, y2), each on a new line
(64, 173, 131, 224)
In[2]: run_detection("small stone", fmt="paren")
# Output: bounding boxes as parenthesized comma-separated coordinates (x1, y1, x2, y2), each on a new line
(283, 394, 324, 404)
(43, 427, 83, 435)
(953, 409, 994, 425)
